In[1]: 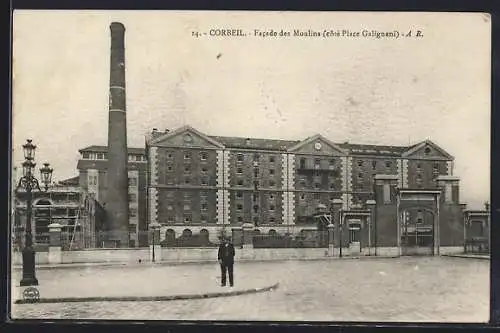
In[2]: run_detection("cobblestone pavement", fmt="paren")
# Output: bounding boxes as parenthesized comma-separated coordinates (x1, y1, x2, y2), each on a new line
(11, 262, 273, 300)
(11, 257, 489, 322)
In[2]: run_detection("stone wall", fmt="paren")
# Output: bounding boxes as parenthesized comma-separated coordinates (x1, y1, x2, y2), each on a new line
(11, 245, 463, 266)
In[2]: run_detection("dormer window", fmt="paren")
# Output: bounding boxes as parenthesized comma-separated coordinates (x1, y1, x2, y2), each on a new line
(424, 147, 431, 155)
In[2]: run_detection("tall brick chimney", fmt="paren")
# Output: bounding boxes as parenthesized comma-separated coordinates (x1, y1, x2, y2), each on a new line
(106, 22, 129, 247)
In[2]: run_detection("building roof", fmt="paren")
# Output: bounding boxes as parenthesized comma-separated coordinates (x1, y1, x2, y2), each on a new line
(209, 136, 300, 151)
(338, 143, 407, 157)
(58, 176, 79, 186)
(79, 145, 145, 155)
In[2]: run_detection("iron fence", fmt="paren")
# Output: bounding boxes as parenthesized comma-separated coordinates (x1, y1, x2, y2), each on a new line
(465, 236, 489, 254)
(252, 231, 329, 248)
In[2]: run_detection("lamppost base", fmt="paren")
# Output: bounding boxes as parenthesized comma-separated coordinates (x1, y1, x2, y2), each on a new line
(20, 277, 39, 287)
(20, 246, 38, 286)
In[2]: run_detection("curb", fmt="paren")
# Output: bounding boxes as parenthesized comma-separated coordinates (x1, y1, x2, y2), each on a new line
(12, 255, 404, 271)
(441, 254, 490, 260)
(14, 282, 279, 304)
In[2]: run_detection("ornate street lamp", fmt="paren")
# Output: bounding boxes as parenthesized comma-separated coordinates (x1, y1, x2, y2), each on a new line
(16, 139, 53, 286)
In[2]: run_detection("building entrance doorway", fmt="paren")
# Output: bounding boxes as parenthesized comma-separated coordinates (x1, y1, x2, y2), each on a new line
(397, 189, 441, 256)
(400, 209, 435, 256)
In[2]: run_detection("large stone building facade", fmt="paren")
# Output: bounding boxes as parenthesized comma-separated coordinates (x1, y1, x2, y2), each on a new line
(145, 125, 465, 255)
(77, 145, 148, 247)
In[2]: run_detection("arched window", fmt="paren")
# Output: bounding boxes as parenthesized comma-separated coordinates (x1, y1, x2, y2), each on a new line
(182, 229, 192, 237)
(165, 229, 175, 239)
(200, 229, 209, 239)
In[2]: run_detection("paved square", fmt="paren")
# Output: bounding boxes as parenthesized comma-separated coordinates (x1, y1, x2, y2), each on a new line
(11, 257, 489, 322)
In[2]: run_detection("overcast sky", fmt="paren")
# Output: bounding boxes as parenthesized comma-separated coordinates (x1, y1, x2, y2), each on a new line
(12, 11, 490, 209)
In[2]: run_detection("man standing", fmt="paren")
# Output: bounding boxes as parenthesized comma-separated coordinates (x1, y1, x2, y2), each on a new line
(217, 237, 235, 287)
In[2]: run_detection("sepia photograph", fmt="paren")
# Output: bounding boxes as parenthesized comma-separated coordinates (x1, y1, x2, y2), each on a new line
(10, 10, 491, 322)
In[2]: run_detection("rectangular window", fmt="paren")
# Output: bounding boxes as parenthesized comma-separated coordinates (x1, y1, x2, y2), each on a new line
(82, 152, 90, 159)
(237, 179, 244, 186)
(97, 153, 104, 160)
(236, 204, 243, 211)
(300, 158, 306, 169)
(129, 208, 138, 218)
(269, 156, 276, 163)
(254, 168, 259, 177)
(184, 193, 191, 200)
(269, 180, 276, 187)
(135, 155, 142, 162)
(201, 178, 208, 186)
(237, 153, 244, 162)
(167, 164, 173, 172)
(269, 169, 275, 175)
(128, 194, 137, 202)
(358, 160, 363, 167)
(383, 184, 391, 203)
(236, 191, 243, 199)
(314, 193, 320, 200)
(269, 204, 275, 211)
(184, 152, 191, 160)
(184, 215, 192, 223)
(184, 178, 191, 185)
(200, 152, 208, 160)
(128, 178, 137, 187)
(201, 203, 208, 211)
(314, 158, 321, 169)
(237, 167, 243, 174)
(184, 165, 191, 173)
(385, 161, 392, 168)
(201, 215, 207, 223)
(253, 193, 259, 202)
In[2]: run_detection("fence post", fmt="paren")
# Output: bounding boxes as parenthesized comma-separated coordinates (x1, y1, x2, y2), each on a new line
(149, 226, 162, 263)
(242, 223, 254, 249)
(48, 223, 62, 264)
(366, 200, 377, 256)
(327, 223, 334, 257)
